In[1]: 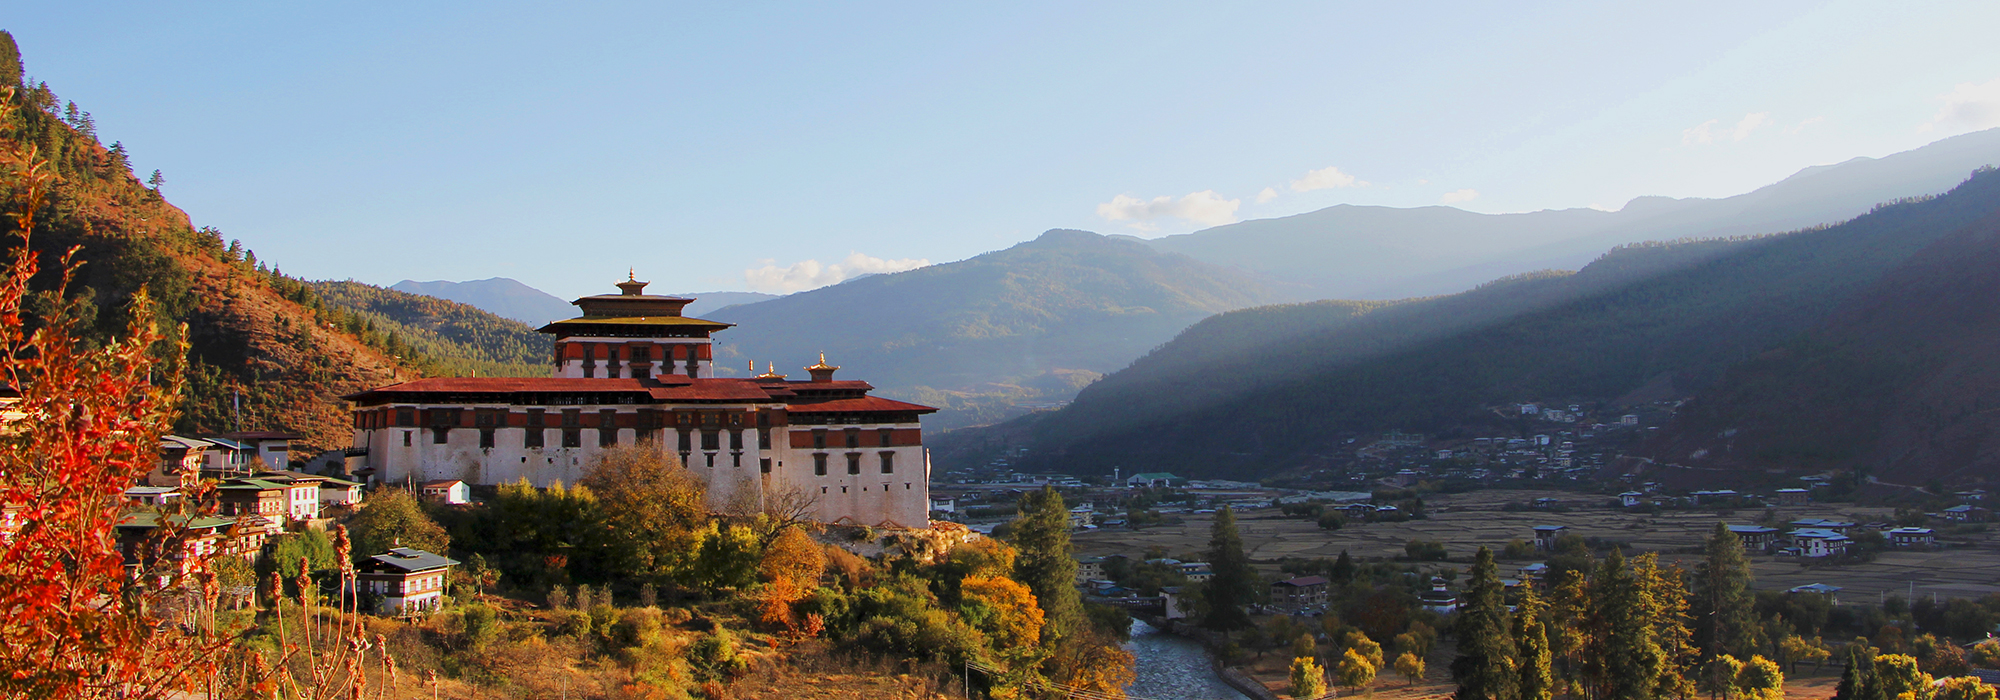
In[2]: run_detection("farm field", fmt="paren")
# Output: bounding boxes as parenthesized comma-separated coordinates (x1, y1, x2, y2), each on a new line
(1073, 489, 2000, 601)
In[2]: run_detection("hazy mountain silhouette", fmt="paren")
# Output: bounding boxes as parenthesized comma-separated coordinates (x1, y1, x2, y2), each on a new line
(391, 277, 577, 326)
(1148, 128, 2000, 300)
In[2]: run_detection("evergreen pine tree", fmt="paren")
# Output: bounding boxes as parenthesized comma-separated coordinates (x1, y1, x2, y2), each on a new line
(1452, 546, 1517, 700)
(1695, 522, 1758, 660)
(1546, 568, 1593, 697)
(1514, 581, 1554, 700)
(1331, 550, 1357, 584)
(1595, 550, 1665, 700)
(1638, 553, 1699, 700)
(1201, 506, 1257, 631)
(1007, 486, 1083, 641)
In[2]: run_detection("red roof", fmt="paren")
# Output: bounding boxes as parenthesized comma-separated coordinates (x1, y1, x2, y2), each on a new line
(648, 379, 782, 401)
(786, 397, 938, 414)
(343, 377, 657, 399)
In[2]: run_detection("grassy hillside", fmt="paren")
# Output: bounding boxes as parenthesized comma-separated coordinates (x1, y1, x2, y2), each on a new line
(0, 35, 427, 453)
(945, 169, 2000, 479)
(708, 229, 1289, 429)
(1649, 175, 2000, 485)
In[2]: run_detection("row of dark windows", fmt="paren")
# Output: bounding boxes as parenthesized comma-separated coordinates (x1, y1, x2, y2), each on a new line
(810, 428, 899, 449)
(810, 452, 896, 476)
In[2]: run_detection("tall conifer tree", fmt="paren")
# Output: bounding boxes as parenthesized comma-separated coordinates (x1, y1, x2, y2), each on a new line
(1514, 581, 1554, 700)
(1595, 550, 1666, 700)
(1008, 487, 1083, 641)
(1695, 522, 1757, 660)
(1453, 547, 1517, 700)
(1201, 506, 1257, 631)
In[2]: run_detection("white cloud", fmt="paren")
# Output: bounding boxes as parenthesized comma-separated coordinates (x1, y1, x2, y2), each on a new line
(1681, 119, 1719, 145)
(1439, 189, 1479, 204)
(743, 252, 930, 293)
(1256, 187, 1279, 204)
(1096, 190, 1241, 227)
(1922, 77, 2000, 133)
(1782, 116, 1824, 136)
(1731, 112, 1771, 141)
(1289, 166, 1368, 192)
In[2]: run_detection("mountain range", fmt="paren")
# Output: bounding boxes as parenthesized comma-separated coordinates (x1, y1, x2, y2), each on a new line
(390, 277, 778, 325)
(1147, 128, 2000, 300)
(936, 169, 2000, 485)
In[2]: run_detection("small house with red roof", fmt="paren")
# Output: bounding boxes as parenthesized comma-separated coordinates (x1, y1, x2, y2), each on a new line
(342, 276, 939, 528)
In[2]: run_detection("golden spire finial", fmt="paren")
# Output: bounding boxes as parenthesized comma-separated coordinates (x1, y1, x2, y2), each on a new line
(755, 361, 786, 379)
(628, 267, 636, 281)
(806, 351, 839, 372)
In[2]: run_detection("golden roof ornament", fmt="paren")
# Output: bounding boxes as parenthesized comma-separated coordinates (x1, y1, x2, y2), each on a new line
(806, 351, 839, 372)
(755, 361, 786, 379)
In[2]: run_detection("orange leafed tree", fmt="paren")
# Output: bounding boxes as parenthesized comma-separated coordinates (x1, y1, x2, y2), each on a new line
(757, 525, 826, 630)
(0, 86, 231, 699)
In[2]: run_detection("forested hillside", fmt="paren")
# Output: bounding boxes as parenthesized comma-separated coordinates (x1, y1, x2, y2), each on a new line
(1649, 176, 2000, 484)
(708, 229, 1289, 429)
(942, 169, 2000, 480)
(0, 34, 425, 453)
(310, 280, 548, 378)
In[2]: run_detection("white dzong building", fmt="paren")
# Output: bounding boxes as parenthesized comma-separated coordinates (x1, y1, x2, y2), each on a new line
(343, 276, 937, 528)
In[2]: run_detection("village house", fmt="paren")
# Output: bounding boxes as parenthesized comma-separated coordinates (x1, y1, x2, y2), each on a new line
(355, 547, 459, 614)
(1419, 577, 1459, 613)
(421, 479, 472, 505)
(223, 431, 306, 471)
(1517, 562, 1549, 583)
(1788, 518, 1855, 534)
(1125, 472, 1181, 488)
(1787, 583, 1842, 604)
(1789, 528, 1850, 558)
(123, 486, 180, 507)
(1619, 491, 1644, 507)
(1729, 525, 1780, 554)
(256, 470, 326, 521)
(114, 512, 265, 578)
(1271, 575, 1330, 613)
(1774, 488, 1809, 506)
(1075, 556, 1105, 585)
(319, 477, 364, 507)
(1179, 561, 1213, 582)
(217, 478, 290, 529)
(1942, 505, 1992, 523)
(1533, 525, 1567, 551)
(1888, 527, 1935, 548)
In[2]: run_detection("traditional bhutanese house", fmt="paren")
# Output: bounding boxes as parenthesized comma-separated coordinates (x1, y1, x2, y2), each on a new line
(123, 486, 180, 506)
(1788, 518, 1855, 534)
(1729, 525, 1780, 554)
(1124, 472, 1182, 488)
(256, 470, 326, 521)
(223, 431, 306, 471)
(1775, 488, 1809, 506)
(1074, 556, 1106, 585)
(1516, 562, 1549, 583)
(1420, 577, 1460, 613)
(421, 480, 471, 505)
(1619, 492, 1644, 507)
(356, 547, 459, 614)
(1179, 562, 1214, 582)
(1270, 575, 1330, 612)
(1888, 527, 1935, 548)
(1789, 528, 1850, 558)
(1942, 505, 1992, 523)
(1533, 525, 1567, 551)
(114, 511, 264, 578)
(1787, 583, 1843, 604)
(217, 478, 290, 529)
(341, 277, 938, 528)
(153, 435, 212, 485)
(319, 477, 364, 507)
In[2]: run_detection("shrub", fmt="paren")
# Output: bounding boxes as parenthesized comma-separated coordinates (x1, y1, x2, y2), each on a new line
(552, 610, 593, 638)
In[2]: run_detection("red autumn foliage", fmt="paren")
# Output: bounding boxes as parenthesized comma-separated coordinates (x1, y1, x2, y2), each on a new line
(0, 86, 233, 699)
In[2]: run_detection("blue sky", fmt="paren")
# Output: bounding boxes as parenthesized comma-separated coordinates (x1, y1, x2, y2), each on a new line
(10, 2, 2000, 298)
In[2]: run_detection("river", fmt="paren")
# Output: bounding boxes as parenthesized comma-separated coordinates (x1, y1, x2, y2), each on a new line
(1124, 619, 1252, 700)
